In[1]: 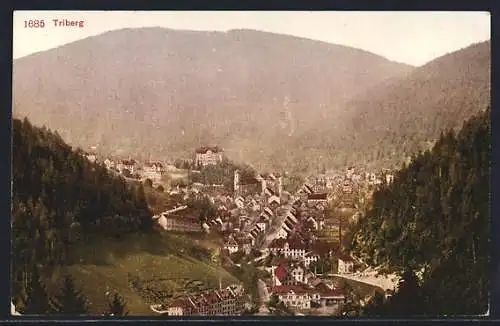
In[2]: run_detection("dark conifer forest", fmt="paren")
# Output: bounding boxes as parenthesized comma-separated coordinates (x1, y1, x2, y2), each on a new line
(11, 118, 152, 310)
(348, 108, 490, 315)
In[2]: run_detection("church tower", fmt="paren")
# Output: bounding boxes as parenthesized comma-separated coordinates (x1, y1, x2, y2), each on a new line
(234, 170, 240, 196)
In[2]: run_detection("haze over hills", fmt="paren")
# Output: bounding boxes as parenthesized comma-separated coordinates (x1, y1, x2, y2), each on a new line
(293, 40, 491, 171)
(12, 27, 413, 169)
(12, 28, 490, 173)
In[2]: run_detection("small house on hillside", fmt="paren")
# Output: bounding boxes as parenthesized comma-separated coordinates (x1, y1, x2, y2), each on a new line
(337, 253, 355, 274)
(117, 159, 138, 175)
(84, 152, 98, 163)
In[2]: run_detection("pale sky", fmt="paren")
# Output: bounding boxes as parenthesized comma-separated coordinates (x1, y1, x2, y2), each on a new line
(13, 11, 490, 66)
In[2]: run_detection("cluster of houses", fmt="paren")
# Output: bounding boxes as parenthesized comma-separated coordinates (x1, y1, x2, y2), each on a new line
(80, 147, 395, 316)
(258, 235, 356, 313)
(259, 244, 353, 312)
(158, 284, 246, 316)
(81, 146, 227, 187)
(308, 167, 394, 190)
(81, 151, 169, 185)
(304, 167, 395, 209)
(144, 163, 392, 266)
(270, 282, 346, 311)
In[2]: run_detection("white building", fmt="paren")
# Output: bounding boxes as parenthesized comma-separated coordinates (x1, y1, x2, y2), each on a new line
(303, 252, 320, 267)
(117, 159, 137, 175)
(337, 254, 355, 274)
(282, 241, 307, 260)
(289, 265, 306, 283)
(104, 158, 115, 170)
(235, 196, 245, 209)
(271, 285, 312, 310)
(224, 239, 239, 254)
(195, 146, 223, 167)
(84, 152, 98, 163)
(276, 228, 290, 239)
(257, 220, 267, 233)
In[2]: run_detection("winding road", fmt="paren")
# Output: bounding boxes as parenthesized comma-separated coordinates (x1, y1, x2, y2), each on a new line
(329, 271, 399, 292)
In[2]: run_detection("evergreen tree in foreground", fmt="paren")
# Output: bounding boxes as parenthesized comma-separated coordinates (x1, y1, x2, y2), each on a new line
(52, 275, 88, 315)
(106, 292, 128, 316)
(361, 291, 387, 317)
(23, 265, 54, 314)
(388, 269, 422, 316)
(350, 108, 491, 315)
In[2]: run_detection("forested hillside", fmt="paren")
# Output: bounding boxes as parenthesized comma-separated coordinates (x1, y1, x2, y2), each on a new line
(347, 108, 491, 315)
(11, 118, 153, 306)
(299, 40, 490, 171)
(12, 27, 412, 169)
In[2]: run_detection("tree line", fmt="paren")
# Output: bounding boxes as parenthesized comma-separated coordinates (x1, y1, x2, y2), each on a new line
(346, 108, 490, 315)
(12, 117, 154, 313)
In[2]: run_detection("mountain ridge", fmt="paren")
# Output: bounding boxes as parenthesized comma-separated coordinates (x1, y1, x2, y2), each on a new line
(15, 27, 415, 68)
(12, 27, 413, 168)
(294, 40, 490, 171)
(12, 28, 489, 172)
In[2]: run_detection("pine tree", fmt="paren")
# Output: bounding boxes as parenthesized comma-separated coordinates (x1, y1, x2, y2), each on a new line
(361, 291, 387, 316)
(23, 265, 54, 315)
(106, 292, 128, 316)
(388, 269, 421, 316)
(349, 109, 490, 316)
(52, 275, 88, 315)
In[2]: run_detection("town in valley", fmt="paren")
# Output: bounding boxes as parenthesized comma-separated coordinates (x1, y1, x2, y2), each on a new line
(78, 146, 398, 316)
(11, 11, 490, 318)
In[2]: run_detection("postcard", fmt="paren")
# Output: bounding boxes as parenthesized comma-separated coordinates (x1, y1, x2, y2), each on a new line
(11, 10, 491, 317)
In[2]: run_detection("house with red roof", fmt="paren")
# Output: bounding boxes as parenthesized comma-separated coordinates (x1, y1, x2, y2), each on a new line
(166, 284, 245, 316)
(272, 264, 288, 286)
(166, 297, 197, 316)
(269, 284, 313, 310)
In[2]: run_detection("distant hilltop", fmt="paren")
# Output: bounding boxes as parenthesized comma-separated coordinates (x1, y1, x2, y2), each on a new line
(12, 26, 489, 172)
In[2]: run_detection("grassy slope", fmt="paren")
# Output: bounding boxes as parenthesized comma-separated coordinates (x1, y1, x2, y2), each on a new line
(44, 231, 236, 315)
